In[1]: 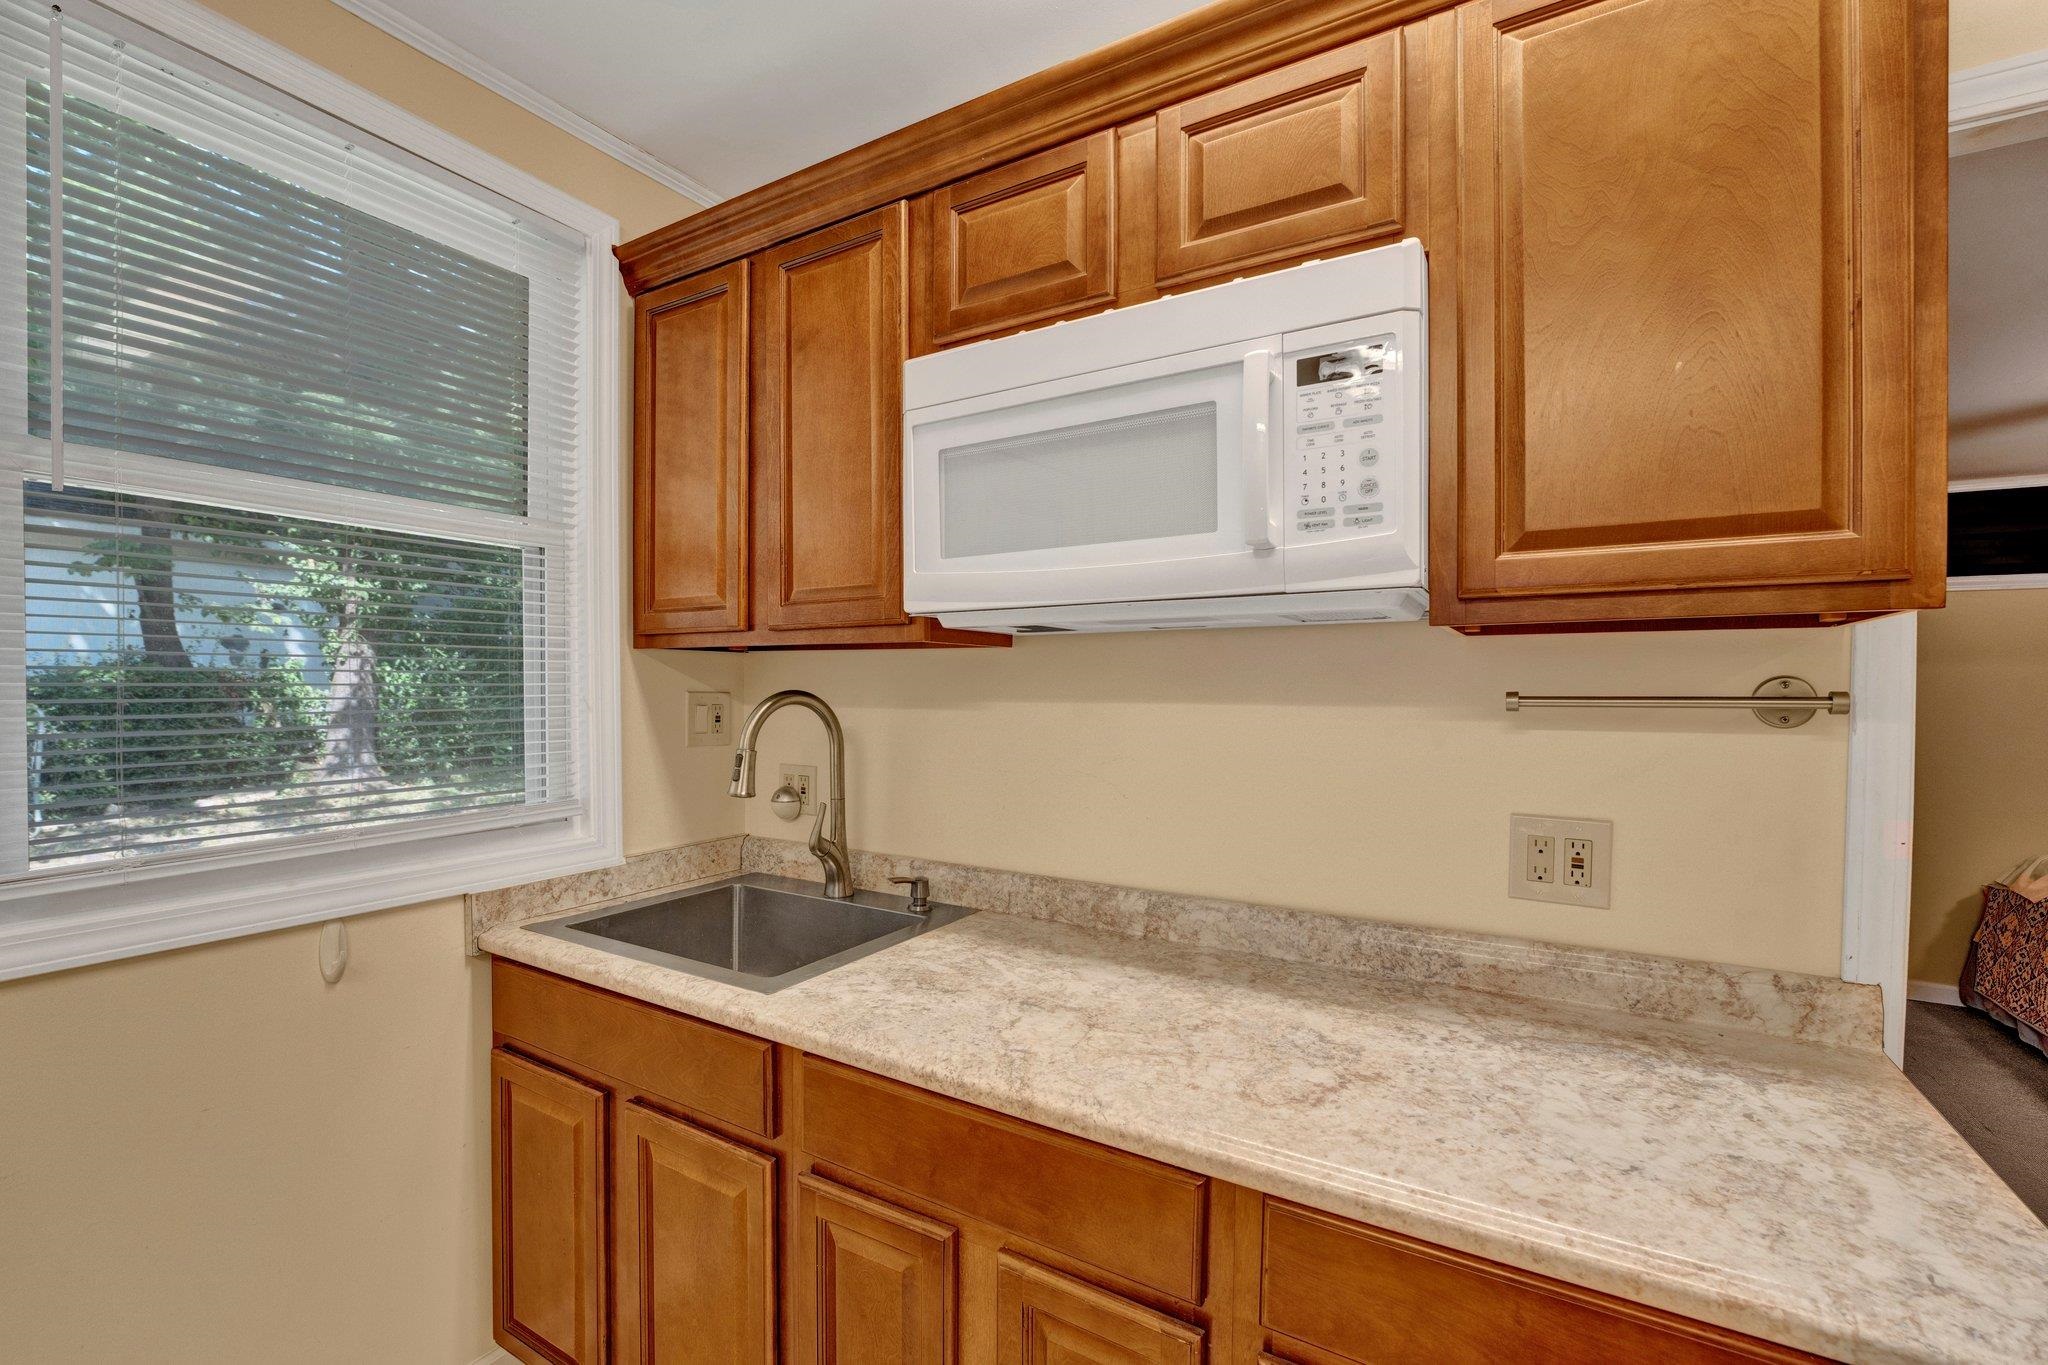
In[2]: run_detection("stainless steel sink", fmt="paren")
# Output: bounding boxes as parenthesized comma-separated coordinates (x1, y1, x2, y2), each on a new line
(526, 873, 974, 992)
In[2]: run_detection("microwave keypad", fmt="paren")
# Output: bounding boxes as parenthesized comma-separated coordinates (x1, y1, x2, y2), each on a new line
(1289, 337, 1394, 537)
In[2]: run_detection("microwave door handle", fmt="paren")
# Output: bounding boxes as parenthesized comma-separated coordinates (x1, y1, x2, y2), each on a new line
(1240, 348, 1277, 550)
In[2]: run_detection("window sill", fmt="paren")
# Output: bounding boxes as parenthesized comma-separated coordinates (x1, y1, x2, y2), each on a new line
(0, 812, 622, 980)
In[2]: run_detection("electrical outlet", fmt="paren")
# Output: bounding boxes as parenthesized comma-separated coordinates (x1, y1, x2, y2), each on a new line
(1564, 838, 1593, 888)
(779, 764, 817, 813)
(1508, 815, 1612, 909)
(685, 691, 731, 747)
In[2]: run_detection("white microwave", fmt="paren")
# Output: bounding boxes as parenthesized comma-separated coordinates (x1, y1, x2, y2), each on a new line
(902, 239, 1427, 633)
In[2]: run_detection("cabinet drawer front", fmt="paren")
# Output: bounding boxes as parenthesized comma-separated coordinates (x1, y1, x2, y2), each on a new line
(1261, 1200, 1822, 1363)
(492, 1048, 607, 1365)
(493, 960, 775, 1136)
(796, 1175, 958, 1365)
(634, 262, 748, 634)
(614, 1102, 777, 1365)
(996, 1252, 1203, 1365)
(1450, 0, 1918, 601)
(1154, 31, 1402, 288)
(800, 1058, 1206, 1301)
(919, 132, 1115, 350)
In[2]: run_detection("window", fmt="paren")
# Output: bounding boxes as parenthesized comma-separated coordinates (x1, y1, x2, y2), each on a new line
(0, 0, 619, 977)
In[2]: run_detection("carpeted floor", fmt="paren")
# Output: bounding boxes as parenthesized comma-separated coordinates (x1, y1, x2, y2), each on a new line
(1905, 1001, 2048, 1222)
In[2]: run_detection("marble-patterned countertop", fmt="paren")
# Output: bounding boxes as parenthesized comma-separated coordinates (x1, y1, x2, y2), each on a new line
(482, 903, 2048, 1364)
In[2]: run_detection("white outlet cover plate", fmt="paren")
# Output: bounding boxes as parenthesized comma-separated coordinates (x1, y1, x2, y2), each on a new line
(1507, 814, 1613, 909)
(779, 764, 818, 814)
(685, 691, 732, 747)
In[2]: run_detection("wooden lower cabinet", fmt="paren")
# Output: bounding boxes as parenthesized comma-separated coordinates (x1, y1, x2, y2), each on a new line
(614, 1101, 777, 1364)
(795, 1175, 958, 1364)
(996, 1253, 1204, 1365)
(491, 1048, 607, 1365)
(491, 964, 1828, 1365)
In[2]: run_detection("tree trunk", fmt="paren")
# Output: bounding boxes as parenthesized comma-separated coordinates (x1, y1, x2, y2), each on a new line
(133, 511, 192, 669)
(314, 577, 382, 782)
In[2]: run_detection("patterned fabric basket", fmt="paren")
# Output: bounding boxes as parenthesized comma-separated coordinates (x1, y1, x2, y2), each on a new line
(1961, 874, 2048, 1055)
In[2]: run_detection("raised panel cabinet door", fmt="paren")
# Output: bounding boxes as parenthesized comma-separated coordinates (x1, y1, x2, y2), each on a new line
(917, 132, 1115, 350)
(634, 261, 748, 636)
(752, 203, 910, 631)
(1153, 31, 1402, 288)
(995, 1253, 1204, 1365)
(794, 1174, 956, 1365)
(1446, 0, 1926, 610)
(492, 1048, 607, 1365)
(613, 1101, 777, 1365)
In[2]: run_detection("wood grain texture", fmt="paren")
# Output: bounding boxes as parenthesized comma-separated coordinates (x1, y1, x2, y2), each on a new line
(795, 1174, 958, 1365)
(633, 262, 748, 635)
(800, 1057, 1209, 1304)
(995, 1252, 1204, 1365)
(751, 204, 911, 632)
(613, 1101, 777, 1365)
(915, 132, 1116, 351)
(492, 1048, 607, 1365)
(634, 618, 1010, 651)
(1434, 0, 1936, 625)
(615, 0, 1450, 293)
(1154, 31, 1402, 287)
(1260, 1199, 1825, 1363)
(494, 959, 776, 1137)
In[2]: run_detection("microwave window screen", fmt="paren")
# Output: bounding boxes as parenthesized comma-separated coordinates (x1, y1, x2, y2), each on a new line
(939, 402, 1219, 559)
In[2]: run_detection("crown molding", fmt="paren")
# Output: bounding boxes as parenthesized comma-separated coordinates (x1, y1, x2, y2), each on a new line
(327, 0, 724, 207)
(1951, 48, 2048, 155)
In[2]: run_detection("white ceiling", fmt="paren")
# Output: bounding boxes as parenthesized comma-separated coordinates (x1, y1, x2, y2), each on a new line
(1950, 133, 2048, 483)
(344, 0, 1218, 201)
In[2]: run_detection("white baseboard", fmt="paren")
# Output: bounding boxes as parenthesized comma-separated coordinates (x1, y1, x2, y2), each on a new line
(1908, 979, 1964, 1007)
(469, 1349, 516, 1365)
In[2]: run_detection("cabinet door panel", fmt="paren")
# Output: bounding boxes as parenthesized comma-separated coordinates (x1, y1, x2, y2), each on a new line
(492, 1048, 607, 1365)
(1448, 0, 1921, 606)
(1154, 32, 1402, 288)
(614, 1101, 776, 1365)
(995, 1253, 1203, 1365)
(752, 204, 909, 631)
(795, 1174, 956, 1365)
(918, 132, 1115, 350)
(634, 262, 748, 635)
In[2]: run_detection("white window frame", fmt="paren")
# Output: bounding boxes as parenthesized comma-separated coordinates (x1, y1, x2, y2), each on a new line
(0, 0, 622, 980)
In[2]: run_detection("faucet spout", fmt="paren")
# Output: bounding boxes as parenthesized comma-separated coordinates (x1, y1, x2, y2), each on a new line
(726, 690, 852, 897)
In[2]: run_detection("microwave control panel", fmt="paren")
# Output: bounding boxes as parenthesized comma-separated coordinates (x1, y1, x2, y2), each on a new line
(1284, 332, 1398, 545)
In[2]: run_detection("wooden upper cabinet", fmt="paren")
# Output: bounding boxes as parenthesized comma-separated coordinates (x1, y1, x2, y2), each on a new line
(612, 1102, 776, 1365)
(491, 1048, 607, 1365)
(751, 204, 911, 632)
(1437, 0, 1940, 628)
(913, 132, 1116, 351)
(634, 262, 748, 637)
(995, 1253, 1203, 1365)
(1152, 32, 1403, 289)
(795, 1175, 957, 1365)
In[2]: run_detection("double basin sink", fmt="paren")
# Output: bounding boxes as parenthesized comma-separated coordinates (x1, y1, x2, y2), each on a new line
(529, 873, 974, 992)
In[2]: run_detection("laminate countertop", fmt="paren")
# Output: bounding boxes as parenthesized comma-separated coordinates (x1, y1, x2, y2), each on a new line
(481, 902, 2048, 1364)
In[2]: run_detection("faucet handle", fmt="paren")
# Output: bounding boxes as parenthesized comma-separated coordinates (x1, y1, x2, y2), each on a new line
(888, 876, 931, 912)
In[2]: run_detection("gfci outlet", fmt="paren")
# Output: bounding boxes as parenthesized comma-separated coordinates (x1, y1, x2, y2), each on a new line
(779, 765, 817, 813)
(1508, 815, 1613, 909)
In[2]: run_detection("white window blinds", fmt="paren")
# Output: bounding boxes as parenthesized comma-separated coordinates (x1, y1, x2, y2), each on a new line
(0, 0, 593, 881)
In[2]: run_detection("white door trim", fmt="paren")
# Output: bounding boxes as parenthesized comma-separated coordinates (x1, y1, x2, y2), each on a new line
(1841, 612, 1917, 1065)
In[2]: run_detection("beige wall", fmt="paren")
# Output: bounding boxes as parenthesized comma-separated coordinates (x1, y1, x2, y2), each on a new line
(1953, 0, 2048, 70)
(1910, 589, 2048, 987)
(0, 3, 724, 1362)
(743, 624, 1853, 975)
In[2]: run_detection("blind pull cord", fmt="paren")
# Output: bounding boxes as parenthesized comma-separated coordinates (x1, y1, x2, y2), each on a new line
(46, 4, 64, 492)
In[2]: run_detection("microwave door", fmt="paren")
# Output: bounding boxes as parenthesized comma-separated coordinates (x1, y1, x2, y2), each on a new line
(904, 338, 1285, 613)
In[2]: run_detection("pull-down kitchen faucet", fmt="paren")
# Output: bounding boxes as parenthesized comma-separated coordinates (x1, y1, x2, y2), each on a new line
(728, 690, 852, 897)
